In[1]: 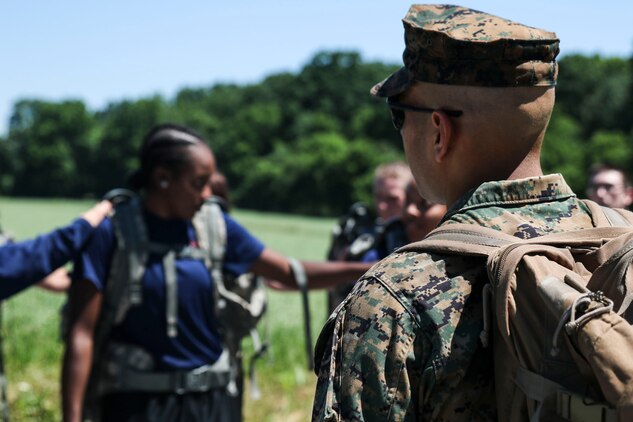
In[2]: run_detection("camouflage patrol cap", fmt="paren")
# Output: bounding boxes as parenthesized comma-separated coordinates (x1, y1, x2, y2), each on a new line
(372, 4, 560, 97)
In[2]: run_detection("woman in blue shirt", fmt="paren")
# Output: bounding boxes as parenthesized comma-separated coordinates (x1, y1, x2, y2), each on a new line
(62, 124, 370, 422)
(0, 200, 111, 300)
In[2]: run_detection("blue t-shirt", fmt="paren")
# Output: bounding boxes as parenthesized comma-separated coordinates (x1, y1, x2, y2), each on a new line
(73, 209, 265, 370)
(360, 219, 409, 263)
(360, 248, 380, 263)
(0, 218, 93, 300)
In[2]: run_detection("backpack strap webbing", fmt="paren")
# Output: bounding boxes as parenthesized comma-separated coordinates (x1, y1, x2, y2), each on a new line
(197, 202, 270, 399)
(288, 257, 312, 370)
(403, 222, 633, 258)
(581, 198, 633, 228)
(193, 201, 227, 300)
(400, 223, 516, 257)
(195, 202, 266, 319)
(193, 202, 242, 397)
(83, 193, 148, 422)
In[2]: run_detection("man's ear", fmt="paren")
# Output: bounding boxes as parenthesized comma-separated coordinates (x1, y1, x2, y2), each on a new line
(431, 111, 455, 163)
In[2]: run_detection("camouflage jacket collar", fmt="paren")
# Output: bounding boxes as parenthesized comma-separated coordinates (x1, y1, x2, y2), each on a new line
(443, 173, 576, 223)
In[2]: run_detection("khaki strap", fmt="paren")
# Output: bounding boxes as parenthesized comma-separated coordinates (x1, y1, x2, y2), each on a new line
(557, 392, 617, 422)
(403, 224, 514, 257)
(515, 366, 569, 422)
(601, 207, 631, 228)
(582, 198, 633, 228)
(406, 223, 633, 257)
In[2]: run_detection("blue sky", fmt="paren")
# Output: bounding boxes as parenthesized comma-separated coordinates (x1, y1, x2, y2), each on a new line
(1, 1, 631, 136)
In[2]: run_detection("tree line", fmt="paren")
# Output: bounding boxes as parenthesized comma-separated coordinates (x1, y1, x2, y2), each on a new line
(1, 51, 631, 216)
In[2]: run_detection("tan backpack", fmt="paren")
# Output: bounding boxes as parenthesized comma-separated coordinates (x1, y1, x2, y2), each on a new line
(404, 200, 633, 422)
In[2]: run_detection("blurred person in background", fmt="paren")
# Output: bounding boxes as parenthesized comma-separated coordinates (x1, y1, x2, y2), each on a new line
(586, 163, 633, 209)
(326, 161, 412, 312)
(361, 178, 446, 262)
(372, 161, 412, 223)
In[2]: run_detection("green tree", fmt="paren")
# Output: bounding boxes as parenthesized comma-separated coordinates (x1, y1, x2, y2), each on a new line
(0, 133, 16, 193)
(541, 109, 586, 192)
(296, 51, 399, 139)
(556, 54, 631, 137)
(10, 49, 629, 217)
(586, 130, 633, 174)
(91, 96, 167, 194)
(7, 100, 94, 197)
(236, 131, 401, 215)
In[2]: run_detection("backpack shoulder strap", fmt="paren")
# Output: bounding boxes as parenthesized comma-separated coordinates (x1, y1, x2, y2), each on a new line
(581, 198, 633, 227)
(194, 202, 262, 321)
(399, 223, 517, 257)
(404, 218, 633, 257)
(193, 200, 226, 275)
(84, 189, 149, 421)
(109, 194, 149, 318)
(96, 191, 148, 329)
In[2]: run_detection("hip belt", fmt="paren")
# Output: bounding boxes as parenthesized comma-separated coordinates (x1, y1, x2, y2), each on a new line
(101, 347, 231, 395)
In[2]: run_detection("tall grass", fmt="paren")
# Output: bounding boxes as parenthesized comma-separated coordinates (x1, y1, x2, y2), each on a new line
(0, 198, 336, 421)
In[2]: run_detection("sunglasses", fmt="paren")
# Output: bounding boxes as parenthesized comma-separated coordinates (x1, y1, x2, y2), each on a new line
(387, 98, 463, 131)
(587, 182, 624, 195)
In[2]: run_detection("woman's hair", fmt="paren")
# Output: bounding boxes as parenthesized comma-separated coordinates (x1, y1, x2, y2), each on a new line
(128, 123, 206, 191)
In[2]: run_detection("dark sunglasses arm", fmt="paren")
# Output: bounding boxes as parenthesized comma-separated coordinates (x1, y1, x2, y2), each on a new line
(386, 99, 463, 117)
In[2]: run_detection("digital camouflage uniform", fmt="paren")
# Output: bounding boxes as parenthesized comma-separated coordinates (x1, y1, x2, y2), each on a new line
(313, 5, 565, 421)
(313, 175, 597, 421)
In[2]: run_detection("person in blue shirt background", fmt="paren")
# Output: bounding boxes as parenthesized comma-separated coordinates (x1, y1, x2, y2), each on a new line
(62, 123, 371, 422)
(0, 200, 112, 300)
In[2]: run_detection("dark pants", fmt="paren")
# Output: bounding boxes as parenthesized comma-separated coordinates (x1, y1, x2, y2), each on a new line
(101, 388, 242, 422)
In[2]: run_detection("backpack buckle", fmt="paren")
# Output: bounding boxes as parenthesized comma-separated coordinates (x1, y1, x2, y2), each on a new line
(173, 365, 228, 394)
(173, 366, 211, 394)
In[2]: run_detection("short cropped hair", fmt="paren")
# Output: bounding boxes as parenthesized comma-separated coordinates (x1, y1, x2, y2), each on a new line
(589, 163, 633, 188)
(373, 161, 412, 192)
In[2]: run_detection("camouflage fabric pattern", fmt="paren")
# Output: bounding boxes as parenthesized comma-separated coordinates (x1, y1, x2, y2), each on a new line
(312, 174, 596, 421)
(372, 5, 559, 97)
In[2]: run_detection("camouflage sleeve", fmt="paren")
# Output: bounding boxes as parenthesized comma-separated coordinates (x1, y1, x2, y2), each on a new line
(312, 276, 428, 422)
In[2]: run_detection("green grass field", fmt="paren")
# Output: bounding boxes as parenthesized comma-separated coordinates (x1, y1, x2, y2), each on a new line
(0, 197, 336, 421)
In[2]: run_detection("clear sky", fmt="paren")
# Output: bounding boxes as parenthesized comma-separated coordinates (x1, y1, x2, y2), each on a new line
(1, 1, 631, 136)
